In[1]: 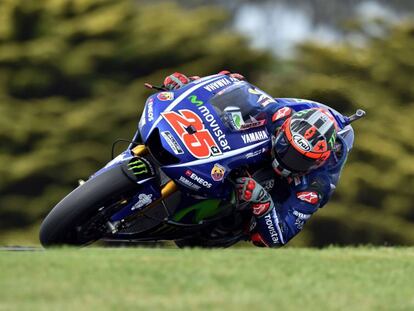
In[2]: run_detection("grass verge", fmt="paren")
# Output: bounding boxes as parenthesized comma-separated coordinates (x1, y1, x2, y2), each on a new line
(1, 247, 413, 311)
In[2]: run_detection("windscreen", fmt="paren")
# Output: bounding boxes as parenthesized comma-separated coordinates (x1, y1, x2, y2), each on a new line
(209, 82, 273, 131)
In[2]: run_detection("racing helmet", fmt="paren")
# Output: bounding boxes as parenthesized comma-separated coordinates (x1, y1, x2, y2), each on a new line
(272, 108, 338, 176)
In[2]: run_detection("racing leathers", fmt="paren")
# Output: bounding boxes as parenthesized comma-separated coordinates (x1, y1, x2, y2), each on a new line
(162, 71, 354, 247)
(239, 98, 354, 247)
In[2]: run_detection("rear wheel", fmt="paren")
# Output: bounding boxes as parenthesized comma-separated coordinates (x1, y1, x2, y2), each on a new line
(39, 165, 142, 247)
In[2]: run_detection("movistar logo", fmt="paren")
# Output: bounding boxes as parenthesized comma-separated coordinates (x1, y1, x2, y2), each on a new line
(188, 95, 203, 106)
(128, 159, 148, 175)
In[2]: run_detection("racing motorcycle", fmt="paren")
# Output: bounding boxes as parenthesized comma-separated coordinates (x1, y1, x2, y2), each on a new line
(39, 74, 364, 248)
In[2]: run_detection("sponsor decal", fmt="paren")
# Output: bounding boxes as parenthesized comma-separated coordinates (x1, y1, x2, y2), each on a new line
(328, 132, 336, 149)
(272, 107, 292, 122)
(187, 95, 203, 107)
(198, 105, 231, 152)
(293, 210, 311, 220)
(188, 98, 231, 153)
(293, 134, 311, 151)
(252, 202, 270, 216)
(127, 157, 154, 178)
(264, 213, 280, 244)
(162, 109, 222, 159)
(262, 179, 275, 191)
(131, 193, 153, 211)
(157, 92, 174, 101)
(178, 176, 201, 190)
(248, 88, 276, 107)
(185, 169, 212, 188)
(147, 98, 154, 122)
(231, 112, 243, 130)
(161, 131, 183, 155)
(248, 88, 261, 95)
(295, 218, 305, 230)
(139, 112, 146, 128)
(246, 150, 261, 159)
(241, 130, 269, 144)
(240, 119, 266, 130)
(211, 163, 225, 182)
(292, 211, 311, 230)
(246, 147, 267, 159)
(297, 191, 319, 204)
(258, 97, 275, 107)
(203, 78, 232, 92)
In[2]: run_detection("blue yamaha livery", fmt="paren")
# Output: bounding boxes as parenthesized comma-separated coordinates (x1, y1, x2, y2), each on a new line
(39, 74, 359, 247)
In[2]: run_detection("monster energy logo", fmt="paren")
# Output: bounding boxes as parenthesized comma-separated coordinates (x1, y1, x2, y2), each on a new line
(128, 159, 149, 175)
(328, 133, 336, 148)
(188, 95, 203, 106)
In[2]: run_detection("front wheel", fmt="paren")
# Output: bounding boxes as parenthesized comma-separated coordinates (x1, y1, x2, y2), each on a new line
(39, 165, 141, 247)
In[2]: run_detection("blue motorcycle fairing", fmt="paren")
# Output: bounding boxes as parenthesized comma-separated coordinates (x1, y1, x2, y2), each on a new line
(109, 177, 162, 222)
(139, 76, 274, 197)
(92, 76, 355, 228)
(90, 149, 135, 179)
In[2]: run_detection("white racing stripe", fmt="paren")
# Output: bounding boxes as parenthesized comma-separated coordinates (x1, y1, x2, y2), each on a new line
(147, 75, 222, 135)
(165, 140, 269, 168)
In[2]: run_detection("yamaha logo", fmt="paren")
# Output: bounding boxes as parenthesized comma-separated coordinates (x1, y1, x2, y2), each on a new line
(293, 134, 311, 151)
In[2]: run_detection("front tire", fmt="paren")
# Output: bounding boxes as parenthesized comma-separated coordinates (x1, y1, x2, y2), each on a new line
(39, 165, 141, 247)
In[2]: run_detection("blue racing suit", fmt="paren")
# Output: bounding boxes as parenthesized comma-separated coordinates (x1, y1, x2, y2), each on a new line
(161, 72, 354, 247)
(249, 98, 354, 247)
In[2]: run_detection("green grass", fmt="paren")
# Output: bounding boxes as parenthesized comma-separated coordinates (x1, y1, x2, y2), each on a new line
(1, 247, 413, 311)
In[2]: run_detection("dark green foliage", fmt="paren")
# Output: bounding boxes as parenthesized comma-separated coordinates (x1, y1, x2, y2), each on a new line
(1, 0, 413, 246)
(0, 0, 269, 236)
(259, 20, 414, 246)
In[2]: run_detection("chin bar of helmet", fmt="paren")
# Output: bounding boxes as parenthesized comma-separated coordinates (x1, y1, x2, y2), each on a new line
(345, 109, 366, 125)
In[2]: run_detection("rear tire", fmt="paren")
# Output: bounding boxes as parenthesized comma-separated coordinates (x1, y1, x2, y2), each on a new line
(39, 165, 141, 247)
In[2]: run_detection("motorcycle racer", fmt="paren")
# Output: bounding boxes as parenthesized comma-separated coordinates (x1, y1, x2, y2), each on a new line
(162, 71, 354, 247)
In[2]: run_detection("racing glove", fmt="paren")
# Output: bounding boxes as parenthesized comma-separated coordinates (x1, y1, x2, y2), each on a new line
(218, 70, 245, 80)
(163, 71, 244, 90)
(235, 177, 273, 216)
(163, 72, 191, 90)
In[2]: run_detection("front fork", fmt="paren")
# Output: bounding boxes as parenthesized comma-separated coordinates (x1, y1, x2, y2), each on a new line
(105, 144, 178, 233)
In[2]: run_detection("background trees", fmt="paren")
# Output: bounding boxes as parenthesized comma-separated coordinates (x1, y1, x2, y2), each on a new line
(261, 20, 414, 245)
(0, 0, 413, 246)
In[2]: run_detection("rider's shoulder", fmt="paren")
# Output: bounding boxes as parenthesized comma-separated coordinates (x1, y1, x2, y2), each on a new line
(273, 98, 323, 108)
(269, 98, 325, 124)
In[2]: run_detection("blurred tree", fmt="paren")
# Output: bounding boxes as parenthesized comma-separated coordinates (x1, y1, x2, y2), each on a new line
(1, 0, 413, 247)
(0, 0, 270, 237)
(259, 19, 414, 246)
